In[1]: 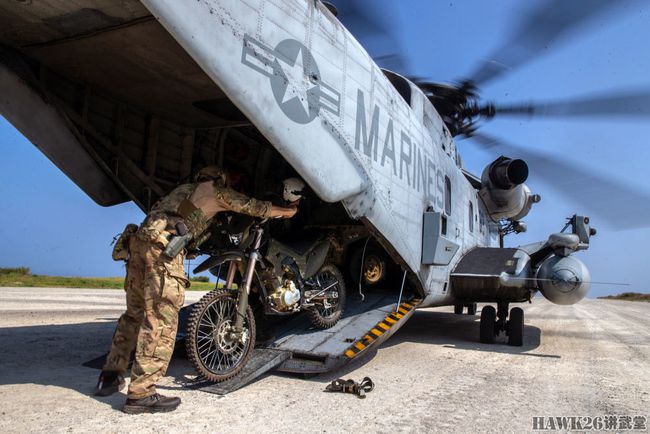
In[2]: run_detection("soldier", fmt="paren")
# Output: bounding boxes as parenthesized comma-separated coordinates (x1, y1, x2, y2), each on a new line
(96, 166, 298, 414)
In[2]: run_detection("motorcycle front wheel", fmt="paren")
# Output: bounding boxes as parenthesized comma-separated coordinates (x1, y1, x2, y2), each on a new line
(185, 289, 256, 382)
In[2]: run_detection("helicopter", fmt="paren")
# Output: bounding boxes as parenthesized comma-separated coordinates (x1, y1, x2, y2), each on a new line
(1, 0, 649, 392)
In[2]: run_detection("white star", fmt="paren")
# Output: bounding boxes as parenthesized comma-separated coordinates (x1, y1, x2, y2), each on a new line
(278, 46, 316, 115)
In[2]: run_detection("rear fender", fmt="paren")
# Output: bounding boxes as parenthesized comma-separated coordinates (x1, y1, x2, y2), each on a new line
(303, 241, 331, 279)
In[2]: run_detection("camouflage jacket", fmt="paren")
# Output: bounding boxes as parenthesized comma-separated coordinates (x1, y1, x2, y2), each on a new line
(138, 182, 272, 243)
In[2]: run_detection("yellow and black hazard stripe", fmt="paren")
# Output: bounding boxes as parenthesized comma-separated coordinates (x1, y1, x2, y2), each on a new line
(344, 300, 421, 359)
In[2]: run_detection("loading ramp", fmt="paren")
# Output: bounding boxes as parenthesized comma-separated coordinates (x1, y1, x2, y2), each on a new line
(187, 292, 421, 395)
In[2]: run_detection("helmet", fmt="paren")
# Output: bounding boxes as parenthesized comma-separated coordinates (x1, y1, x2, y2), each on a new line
(282, 177, 305, 202)
(195, 165, 228, 187)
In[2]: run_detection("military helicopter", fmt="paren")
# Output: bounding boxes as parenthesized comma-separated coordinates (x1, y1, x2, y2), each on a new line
(1, 0, 649, 392)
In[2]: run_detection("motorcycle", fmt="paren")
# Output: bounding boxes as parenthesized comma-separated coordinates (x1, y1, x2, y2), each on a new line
(185, 218, 346, 382)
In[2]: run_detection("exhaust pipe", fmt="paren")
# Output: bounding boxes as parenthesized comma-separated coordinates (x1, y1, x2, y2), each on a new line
(489, 157, 528, 190)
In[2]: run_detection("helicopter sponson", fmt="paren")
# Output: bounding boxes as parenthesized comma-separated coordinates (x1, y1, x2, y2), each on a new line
(451, 215, 594, 306)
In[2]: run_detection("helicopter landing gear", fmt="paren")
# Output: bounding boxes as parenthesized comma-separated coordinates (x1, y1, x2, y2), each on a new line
(479, 302, 524, 346)
(479, 305, 496, 344)
(454, 302, 477, 315)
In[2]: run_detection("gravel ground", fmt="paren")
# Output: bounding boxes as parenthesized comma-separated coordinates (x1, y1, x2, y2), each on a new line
(0, 287, 648, 433)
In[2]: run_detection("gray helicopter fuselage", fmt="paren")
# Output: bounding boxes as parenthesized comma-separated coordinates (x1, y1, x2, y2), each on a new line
(142, 0, 500, 307)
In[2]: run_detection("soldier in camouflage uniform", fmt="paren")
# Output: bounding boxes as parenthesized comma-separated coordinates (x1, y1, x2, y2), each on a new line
(96, 166, 298, 414)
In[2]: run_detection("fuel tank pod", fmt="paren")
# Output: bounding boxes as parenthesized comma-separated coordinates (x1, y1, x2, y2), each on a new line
(536, 255, 591, 305)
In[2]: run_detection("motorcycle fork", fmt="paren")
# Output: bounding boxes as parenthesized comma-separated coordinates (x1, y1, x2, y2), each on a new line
(225, 262, 237, 289)
(233, 227, 264, 333)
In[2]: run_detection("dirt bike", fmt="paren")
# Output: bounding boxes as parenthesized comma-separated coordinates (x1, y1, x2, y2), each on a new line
(185, 219, 346, 382)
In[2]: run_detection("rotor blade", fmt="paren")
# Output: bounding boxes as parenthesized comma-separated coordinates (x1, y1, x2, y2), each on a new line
(468, 0, 635, 86)
(331, 0, 410, 74)
(493, 89, 650, 118)
(470, 133, 650, 229)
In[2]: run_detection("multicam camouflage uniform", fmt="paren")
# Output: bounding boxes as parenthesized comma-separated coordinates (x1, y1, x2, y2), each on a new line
(103, 182, 273, 399)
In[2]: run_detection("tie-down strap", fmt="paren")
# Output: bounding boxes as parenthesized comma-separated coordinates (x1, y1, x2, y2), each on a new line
(325, 377, 374, 398)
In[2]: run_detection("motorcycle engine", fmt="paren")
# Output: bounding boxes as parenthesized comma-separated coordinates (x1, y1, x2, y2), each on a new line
(268, 280, 301, 312)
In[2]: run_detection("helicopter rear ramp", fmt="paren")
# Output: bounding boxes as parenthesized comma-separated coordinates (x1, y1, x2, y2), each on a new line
(191, 293, 421, 395)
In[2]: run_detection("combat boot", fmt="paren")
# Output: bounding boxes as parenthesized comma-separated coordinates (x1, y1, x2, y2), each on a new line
(94, 370, 125, 396)
(122, 393, 181, 414)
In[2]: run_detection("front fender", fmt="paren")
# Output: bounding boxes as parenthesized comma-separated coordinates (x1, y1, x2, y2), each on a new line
(193, 250, 245, 274)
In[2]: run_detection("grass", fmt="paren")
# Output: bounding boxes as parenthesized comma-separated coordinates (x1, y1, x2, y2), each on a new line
(0, 267, 216, 291)
(598, 292, 650, 302)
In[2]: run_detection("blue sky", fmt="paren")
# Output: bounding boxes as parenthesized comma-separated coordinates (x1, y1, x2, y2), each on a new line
(1, 0, 649, 297)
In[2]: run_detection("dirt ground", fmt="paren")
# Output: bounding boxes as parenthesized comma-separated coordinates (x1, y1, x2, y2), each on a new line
(0, 287, 648, 433)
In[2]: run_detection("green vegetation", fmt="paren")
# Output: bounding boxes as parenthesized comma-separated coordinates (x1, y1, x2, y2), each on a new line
(0, 267, 215, 291)
(0, 267, 31, 275)
(191, 276, 210, 283)
(598, 292, 650, 302)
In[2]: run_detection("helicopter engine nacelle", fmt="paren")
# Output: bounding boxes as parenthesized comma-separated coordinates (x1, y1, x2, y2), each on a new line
(536, 255, 591, 305)
(479, 156, 540, 221)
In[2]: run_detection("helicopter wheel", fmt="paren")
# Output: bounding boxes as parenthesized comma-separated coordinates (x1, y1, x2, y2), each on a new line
(454, 304, 464, 314)
(507, 307, 524, 347)
(466, 303, 477, 315)
(479, 305, 496, 344)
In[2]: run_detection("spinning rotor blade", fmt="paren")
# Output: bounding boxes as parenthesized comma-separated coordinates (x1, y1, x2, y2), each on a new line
(468, 0, 633, 86)
(470, 133, 650, 229)
(490, 89, 650, 119)
(331, 0, 409, 74)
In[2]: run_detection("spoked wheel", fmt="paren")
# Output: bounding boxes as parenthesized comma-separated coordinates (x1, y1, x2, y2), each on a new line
(307, 263, 346, 329)
(186, 290, 256, 383)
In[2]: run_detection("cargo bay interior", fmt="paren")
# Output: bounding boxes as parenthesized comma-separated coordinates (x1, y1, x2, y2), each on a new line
(0, 1, 418, 375)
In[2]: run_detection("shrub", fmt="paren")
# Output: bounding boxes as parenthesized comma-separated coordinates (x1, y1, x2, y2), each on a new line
(190, 275, 210, 283)
(0, 267, 31, 275)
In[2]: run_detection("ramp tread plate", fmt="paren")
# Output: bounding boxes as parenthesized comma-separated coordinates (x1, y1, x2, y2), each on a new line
(191, 348, 290, 395)
(268, 294, 397, 356)
(343, 299, 422, 359)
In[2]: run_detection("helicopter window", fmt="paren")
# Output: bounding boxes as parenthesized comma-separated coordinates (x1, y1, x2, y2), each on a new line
(444, 176, 452, 216)
(381, 69, 411, 105)
(468, 202, 474, 232)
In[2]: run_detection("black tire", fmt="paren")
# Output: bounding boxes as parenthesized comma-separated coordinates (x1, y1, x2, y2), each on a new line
(307, 263, 346, 329)
(508, 307, 524, 347)
(480, 305, 496, 344)
(454, 304, 464, 315)
(185, 290, 256, 383)
(349, 244, 390, 287)
(466, 303, 477, 315)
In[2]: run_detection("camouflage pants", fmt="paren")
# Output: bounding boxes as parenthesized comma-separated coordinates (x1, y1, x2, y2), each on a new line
(103, 236, 188, 399)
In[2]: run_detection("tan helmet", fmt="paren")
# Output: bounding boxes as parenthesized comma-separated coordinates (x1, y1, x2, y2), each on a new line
(195, 165, 228, 187)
